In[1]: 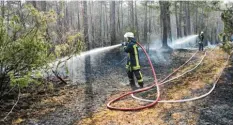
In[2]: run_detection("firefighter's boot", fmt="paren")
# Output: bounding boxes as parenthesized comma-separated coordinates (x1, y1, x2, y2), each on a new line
(130, 80, 137, 91)
(138, 82, 144, 88)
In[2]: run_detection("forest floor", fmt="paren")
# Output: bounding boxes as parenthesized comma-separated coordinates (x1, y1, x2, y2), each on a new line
(0, 47, 232, 125)
(75, 48, 232, 125)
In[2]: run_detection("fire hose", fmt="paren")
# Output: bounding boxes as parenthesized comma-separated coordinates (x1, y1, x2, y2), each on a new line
(131, 51, 207, 102)
(132, 52, 230, 103)
(107, 42, 229, 111)
(107, 42, 198, 111)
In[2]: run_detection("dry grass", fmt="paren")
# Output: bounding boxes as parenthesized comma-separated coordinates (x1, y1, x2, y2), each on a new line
(76, 48, 229, 125)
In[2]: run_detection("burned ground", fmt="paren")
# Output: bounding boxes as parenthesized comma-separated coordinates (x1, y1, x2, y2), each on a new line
(1, 48, 232, 125)
(76, 48, 232, 125)
(197, 55, 233, 125)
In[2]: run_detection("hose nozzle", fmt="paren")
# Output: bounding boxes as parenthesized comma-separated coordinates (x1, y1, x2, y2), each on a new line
(121, 42, 128, 46)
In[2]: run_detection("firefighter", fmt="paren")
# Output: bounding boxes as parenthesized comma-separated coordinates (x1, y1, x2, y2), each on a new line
(122, 32, 144, 90)
(199, 31, 204, 51)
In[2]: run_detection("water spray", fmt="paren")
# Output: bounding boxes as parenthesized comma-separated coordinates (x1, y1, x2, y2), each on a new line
(47, 44, 122, 83)
(170, 35, 198, 49)
(78, 44, 121, 57)
(52, 44, 121, 65)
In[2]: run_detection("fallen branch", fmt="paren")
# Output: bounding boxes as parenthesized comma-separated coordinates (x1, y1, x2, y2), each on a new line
(52, 70, 67, 84)
(1, 86, 20, 122)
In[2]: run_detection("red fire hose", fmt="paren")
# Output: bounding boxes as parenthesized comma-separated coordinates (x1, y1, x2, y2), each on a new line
(107, 42, 198, 111)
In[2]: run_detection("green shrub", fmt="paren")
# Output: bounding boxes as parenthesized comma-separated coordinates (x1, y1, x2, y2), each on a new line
(0, 4, 55, 90)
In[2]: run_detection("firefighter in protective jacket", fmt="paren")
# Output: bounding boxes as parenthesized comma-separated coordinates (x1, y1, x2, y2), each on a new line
(199, 31, 204, 51)
(122, 32, 144, 90)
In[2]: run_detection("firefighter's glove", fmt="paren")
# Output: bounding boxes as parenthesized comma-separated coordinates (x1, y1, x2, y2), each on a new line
(121, 42, 128, 47)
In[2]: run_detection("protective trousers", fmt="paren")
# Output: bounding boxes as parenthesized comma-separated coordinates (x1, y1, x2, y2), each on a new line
(199, 43, 203, 51)
(127, 69, 143, 90)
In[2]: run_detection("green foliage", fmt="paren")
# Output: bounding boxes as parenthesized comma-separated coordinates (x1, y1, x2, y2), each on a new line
(147, 4, 160, 10)
(0, 3, 85, 90)
(221, 9, 233, 34)
(0, 4, 56, 88)
(9, 71, 40, 87)
(55, 32, 84, 57)
(220, 40, 232, 55)
(220, 6, 233, 54)
(219, 34, 233, 54)
(219, 33, 232, 55)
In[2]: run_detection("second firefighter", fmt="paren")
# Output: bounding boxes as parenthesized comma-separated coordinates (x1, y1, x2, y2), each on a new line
(199, 31, 204, 51)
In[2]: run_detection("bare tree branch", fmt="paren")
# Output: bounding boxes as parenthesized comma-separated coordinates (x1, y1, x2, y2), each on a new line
(1, 85, 20, 122)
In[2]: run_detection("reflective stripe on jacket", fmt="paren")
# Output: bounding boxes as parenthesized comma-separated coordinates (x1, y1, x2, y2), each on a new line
(124, 38, 140, 71)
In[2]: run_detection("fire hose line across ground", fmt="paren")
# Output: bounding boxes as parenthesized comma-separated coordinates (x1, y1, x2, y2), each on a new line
(107, 42, 199, 111)
(131, 51, 207, 102)
(132, 51, 230, 103)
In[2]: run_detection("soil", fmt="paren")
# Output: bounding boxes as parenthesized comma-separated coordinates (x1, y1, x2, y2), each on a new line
(0, 48, 232, 125)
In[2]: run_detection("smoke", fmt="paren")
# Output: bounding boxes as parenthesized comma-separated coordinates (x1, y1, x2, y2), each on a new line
(149, 51, 171, 65)
(207, 41, 217, 49)
(146, 35, 198, 65)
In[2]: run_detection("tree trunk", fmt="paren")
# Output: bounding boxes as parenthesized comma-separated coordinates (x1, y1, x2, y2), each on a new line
(6, 2, 10, 31)
(121, 1, 123, 31)
(31, 1, 37, 9)
(135, 1, 140, 41)
(167, 7, 172, 43)
(100, 2, 103, 46)
(84, 1, 92, 115)
(70, 2, 73, 29)
(89, 1, 95, 48)
(187, 1, 191, 35)
(149, 2, 152, 33)
(159, 1, 171, 50)
(129, 1, 134, 30)
(104, 2, 107, 43)
(41, 1, 46, 11)
(175, 2, 180, 38)
(65, 2, 69, 30)
(117, 2, 121, 33)
(144, 2, 148, 42)
(183, 2, 187, 36)
(83, 1, 89, 50)
(153, 9, 157, 34)
(195, 2, 198, 34)
(105, 2, 109, 44)
(1, 1, 5, 18)
(92, 2, 95, 46)
(77, 2, 81, 31)
(179, 1, 183, 37)
(110, 1, 116, 45)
